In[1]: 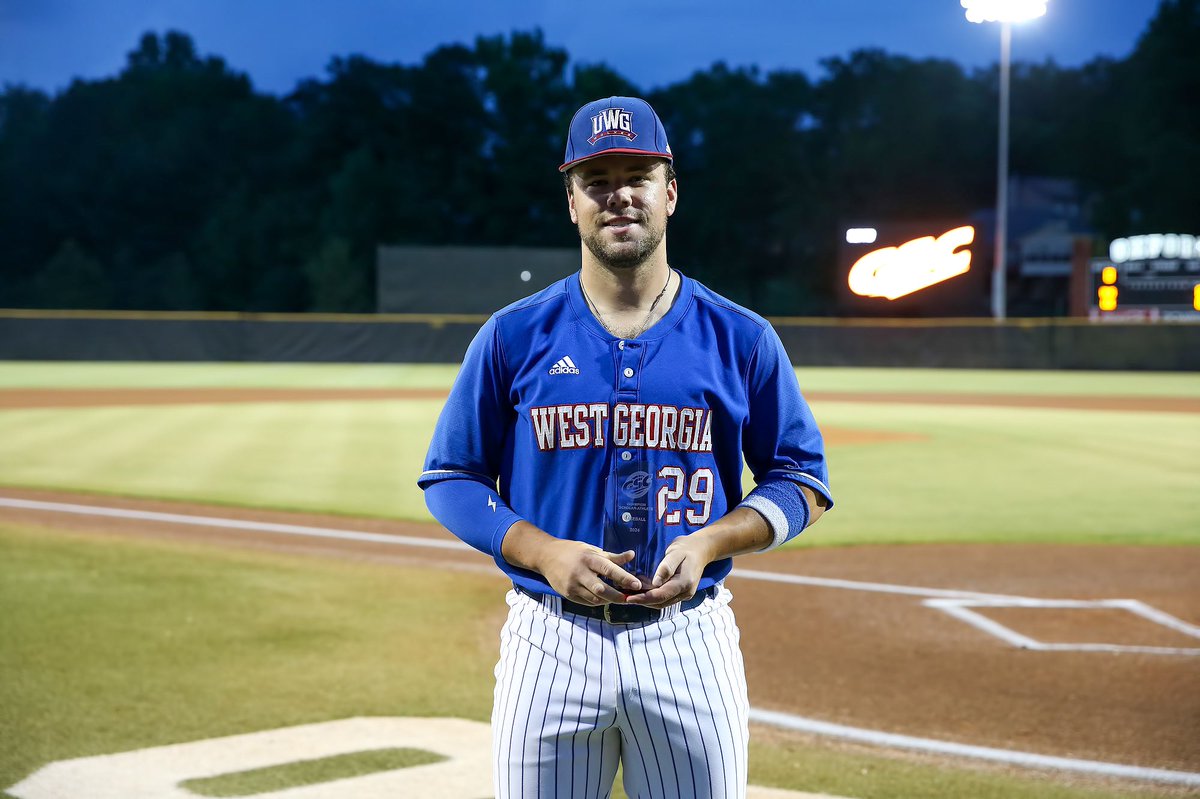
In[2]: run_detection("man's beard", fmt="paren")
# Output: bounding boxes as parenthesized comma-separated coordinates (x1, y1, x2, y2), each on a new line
(580, 216, 667, 269)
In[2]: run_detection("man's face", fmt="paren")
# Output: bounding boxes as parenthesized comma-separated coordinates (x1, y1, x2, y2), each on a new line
(566, 155, 678, 269)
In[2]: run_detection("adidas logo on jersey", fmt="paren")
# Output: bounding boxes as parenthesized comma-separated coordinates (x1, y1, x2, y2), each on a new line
(548, 356, 580, 375)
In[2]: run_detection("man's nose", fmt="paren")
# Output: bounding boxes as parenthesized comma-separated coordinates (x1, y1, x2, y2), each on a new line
(607, 185, 633, 209)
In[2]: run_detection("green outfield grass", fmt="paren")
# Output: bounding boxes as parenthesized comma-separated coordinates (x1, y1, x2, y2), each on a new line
(812, 401, 1200, 545)
(0, 400, 440, 518)
(0, 362, 1197, 545)
(0, 525, 1184, 799)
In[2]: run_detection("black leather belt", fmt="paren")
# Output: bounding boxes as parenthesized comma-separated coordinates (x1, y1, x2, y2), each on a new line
(516, 585, 717, 624)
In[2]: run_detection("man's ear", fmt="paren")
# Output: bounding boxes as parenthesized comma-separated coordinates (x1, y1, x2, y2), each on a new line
(665, 176, 678, 218)
(566, 179, 579, 224)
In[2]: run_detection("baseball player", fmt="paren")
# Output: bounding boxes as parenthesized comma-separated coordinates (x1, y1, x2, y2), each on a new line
(420, 96, 831, 799)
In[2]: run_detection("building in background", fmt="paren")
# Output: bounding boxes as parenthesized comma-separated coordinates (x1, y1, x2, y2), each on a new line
(1004, 176, 1093, 317)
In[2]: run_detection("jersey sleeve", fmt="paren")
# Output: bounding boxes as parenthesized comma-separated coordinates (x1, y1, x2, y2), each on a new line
(418, 315, 514, 491)
(740, 324, 832, 545)
(424, 477, 523, 558)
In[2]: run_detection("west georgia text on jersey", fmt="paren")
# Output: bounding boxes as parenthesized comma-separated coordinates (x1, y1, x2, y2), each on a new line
(530, 402, 713, 453)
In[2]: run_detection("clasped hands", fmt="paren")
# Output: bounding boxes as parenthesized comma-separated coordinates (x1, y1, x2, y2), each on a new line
(538, 536, 713, 610)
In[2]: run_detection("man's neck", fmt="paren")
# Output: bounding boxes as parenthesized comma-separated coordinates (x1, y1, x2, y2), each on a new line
(579, 254, 672, 312)
(579, 256, 677, 340)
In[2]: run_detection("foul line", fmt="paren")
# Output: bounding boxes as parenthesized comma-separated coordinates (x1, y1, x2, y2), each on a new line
(0, 498, 1023, 600)
(732, 568, 1028, 601)
(749, 709, 1200, 787)
(3, 495, 1200, 786)
(0, 497, 471, 551)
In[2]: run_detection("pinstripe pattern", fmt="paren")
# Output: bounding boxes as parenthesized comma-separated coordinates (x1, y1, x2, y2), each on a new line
(493, 587, 747, 799)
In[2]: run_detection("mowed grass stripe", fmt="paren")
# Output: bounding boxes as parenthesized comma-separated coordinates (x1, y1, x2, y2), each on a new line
(0, 401, 440, 516)
(809, 403, 1200, 545)
(0, 406, 209, 486)
(169, 404, 311, 502)
(0, 407, 108, 459)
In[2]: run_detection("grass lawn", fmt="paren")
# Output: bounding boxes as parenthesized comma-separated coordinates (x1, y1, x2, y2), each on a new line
(0, 399, 441, 518)
(0, 363, 1196, 546)
(0, 524, 1184, 799)
(0, 523, 500, 795)
(810, 401, 1200, 545)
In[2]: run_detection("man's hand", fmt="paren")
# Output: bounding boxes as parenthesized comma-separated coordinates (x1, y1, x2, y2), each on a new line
(500, 521, 645, 606)
(624, 504, 783, 609)
(624, 533, 715, 609)
(538, 540, 645, 605)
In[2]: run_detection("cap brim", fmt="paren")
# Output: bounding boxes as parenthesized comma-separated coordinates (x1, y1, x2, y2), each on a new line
(559, 149, 673, 173)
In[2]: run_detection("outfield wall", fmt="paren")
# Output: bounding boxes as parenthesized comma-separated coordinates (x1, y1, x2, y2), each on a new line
(1, 311, 1197, 370)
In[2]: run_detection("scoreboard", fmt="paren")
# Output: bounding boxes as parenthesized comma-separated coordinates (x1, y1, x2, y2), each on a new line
(1089, 234, 1200, 321)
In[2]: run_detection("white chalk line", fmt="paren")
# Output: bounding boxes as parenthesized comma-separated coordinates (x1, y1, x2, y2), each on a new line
(732, 567, 1029, 601)
(3, 495, 1200, 787)
(924, 598, 1200, 656)
(749, 709, 1200, 788)
(0, 496, 471, 551)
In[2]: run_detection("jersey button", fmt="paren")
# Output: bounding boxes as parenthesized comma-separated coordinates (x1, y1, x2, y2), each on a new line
(620, 451, 632, 461)
(623, 367, 635, 378)
(618, 341, 626, 350)
(621, 512, 632, 523)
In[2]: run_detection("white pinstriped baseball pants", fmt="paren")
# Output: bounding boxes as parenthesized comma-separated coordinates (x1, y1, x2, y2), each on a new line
(492, 585, 749, 799)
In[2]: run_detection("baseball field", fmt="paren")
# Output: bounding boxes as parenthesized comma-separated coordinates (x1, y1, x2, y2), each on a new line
(1, 361, 1198, 798)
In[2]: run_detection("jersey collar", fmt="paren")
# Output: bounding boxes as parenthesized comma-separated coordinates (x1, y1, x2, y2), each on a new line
(567, 268, 694, 342)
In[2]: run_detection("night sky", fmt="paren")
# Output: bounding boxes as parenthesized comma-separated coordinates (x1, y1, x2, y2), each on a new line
(2, 0, 1161, 96)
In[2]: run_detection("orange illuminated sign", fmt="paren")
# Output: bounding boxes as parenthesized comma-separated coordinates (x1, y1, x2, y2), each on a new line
(848, 226, 975, 300)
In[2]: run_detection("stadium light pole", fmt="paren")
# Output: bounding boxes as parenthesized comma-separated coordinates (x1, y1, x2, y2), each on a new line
(962, 0, 1048, 321)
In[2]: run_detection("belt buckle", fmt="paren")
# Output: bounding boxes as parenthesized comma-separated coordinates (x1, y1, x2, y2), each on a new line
(603, 603, 615, 623)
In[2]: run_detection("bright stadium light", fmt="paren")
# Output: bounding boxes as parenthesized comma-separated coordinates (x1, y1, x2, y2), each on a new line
(962, 0, 1049, 321)
(961, 0, 1047, 23)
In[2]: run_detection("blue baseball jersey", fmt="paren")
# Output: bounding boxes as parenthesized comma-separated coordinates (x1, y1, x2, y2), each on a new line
(419, 270, 831, 597)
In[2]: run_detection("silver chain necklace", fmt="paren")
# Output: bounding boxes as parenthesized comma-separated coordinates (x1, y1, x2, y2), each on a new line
(581, 270, 672, 339)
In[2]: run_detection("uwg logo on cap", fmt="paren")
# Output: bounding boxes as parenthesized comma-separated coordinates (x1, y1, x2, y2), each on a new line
(588, 108, 636, 145)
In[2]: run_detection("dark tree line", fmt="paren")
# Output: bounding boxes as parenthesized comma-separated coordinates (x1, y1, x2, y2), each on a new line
(1, 0, 1196, 315)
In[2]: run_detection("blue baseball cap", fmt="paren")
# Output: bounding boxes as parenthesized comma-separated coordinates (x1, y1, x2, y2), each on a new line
(559, 96, 673, 173)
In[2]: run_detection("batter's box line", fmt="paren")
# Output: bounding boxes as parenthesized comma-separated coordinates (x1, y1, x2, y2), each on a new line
(923, 597, 1200, 656)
